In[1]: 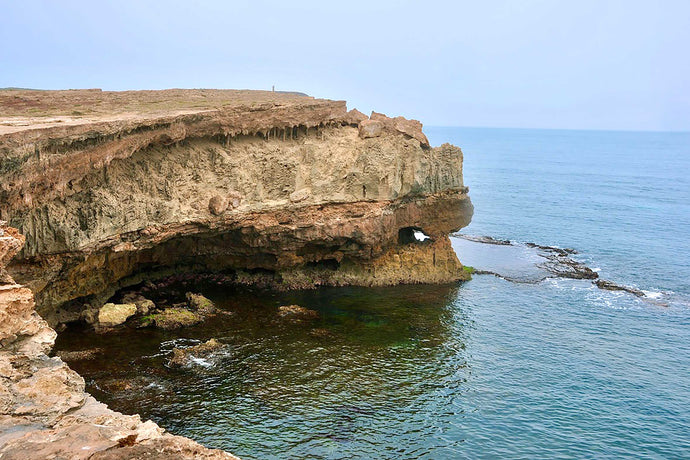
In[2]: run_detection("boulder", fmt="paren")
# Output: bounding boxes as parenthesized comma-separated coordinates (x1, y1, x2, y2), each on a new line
(186, 292, 216, 315)
(358, 119, 384, 139)
(148, 308, 202, 330)
(98, 303, 137, 327)
(208, 195, 229, 216)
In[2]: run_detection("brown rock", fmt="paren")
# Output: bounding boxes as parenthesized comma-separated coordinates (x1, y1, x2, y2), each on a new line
(358, 119, 384, 138)
(208, 195, 228, 215)
(168, 339, 224, 367)
(277, 304, 319, 321)
(343, 108, 368, 125)
(0, 223, 239, 458)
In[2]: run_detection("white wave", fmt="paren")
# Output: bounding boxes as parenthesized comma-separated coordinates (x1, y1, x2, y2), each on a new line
(189, 356, 213, 367)
(642, 290, 664, 299)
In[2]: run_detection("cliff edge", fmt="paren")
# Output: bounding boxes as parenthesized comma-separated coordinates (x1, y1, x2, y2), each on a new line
(1, 89, 473, 327)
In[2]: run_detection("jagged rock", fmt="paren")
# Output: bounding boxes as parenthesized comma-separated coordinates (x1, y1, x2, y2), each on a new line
(370, 111, 430, 147)
(97, 303, 137, 327)
(147, 308, 202, 330)
(168, 339, 224, 367)
(595, 279, 645, 297)
(343, 108, 368, 125)
(185, 292, 216, 315)
(358, 119, 384, 138)
(277, 305, 319, 321)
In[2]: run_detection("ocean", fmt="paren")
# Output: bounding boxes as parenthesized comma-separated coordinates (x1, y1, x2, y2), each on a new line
(55, 127, 690, 459)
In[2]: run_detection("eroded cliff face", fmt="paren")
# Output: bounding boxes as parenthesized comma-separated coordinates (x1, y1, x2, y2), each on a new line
(1, 89, 472, 327)
(0, 223, 238, 459)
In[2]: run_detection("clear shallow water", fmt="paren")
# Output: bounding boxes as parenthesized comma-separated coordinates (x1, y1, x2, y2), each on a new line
(55, 128, 690, 458)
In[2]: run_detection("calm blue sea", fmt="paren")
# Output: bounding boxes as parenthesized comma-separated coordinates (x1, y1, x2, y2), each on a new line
(57, 127, 690, 459)
(427, 126, 690, 458)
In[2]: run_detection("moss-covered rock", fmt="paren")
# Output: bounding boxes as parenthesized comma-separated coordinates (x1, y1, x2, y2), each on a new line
(148, 308, 202, 330)
(185, 292, 216, 315)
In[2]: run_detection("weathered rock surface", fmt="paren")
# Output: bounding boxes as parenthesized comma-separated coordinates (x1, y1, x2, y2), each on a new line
(97, 303, 137, 327)
(186, 292, 216, 315)
(0, 223, 238, 458)
(1, 89, 473, 327)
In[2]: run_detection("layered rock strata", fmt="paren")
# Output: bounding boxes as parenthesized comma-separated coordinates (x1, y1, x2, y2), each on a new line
(1, 89, 473, 327)
(0, 223, 238, 459)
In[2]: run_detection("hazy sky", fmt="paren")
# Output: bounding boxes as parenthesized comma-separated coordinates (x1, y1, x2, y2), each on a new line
(2, 0, 688, 131)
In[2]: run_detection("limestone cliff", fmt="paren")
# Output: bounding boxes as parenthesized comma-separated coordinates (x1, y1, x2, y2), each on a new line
(1, 89, 473, 327)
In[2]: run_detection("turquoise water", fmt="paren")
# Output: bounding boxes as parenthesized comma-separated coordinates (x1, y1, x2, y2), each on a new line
(55, 128, 690, 458)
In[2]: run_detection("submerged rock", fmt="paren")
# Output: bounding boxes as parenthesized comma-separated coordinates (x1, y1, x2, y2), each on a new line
(98, 303, 137, 327)
(277, 304, 319, 321)
(55, 348, 105, 361)
(169, 338, 225, 367)
(147, 308, 202, 330)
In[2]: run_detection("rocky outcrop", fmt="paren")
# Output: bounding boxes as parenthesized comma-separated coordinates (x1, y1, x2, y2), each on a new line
(1, 89, 473, 327)
(0, 223, 238, 458)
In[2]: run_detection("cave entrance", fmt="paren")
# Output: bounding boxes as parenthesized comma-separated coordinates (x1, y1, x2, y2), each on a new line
(398, 227, 432, 245)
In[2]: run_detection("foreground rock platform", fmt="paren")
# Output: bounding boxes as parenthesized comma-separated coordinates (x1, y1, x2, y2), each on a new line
(0, 223, 238, 459)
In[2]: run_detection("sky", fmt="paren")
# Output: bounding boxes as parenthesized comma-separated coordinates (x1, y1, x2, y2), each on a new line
(1, 0, 688, 131)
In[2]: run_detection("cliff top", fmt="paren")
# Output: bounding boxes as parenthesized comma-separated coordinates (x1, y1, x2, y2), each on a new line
(0, 88, 322, 135)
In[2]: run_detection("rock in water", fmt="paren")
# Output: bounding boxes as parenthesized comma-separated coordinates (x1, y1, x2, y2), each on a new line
(277, 304, 319, 321)
(186, 292, 216, 315)
(169, 338, 225, 367)
(595, 279, 645, 297)
(98, 303, 137, 327)
(148, 307, 202, 330)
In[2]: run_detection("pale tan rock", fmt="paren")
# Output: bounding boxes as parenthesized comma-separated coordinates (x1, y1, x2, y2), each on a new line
(97, 303, 136, 327)
(227, 190, 243, 209)
(289, 188, 311, 203)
